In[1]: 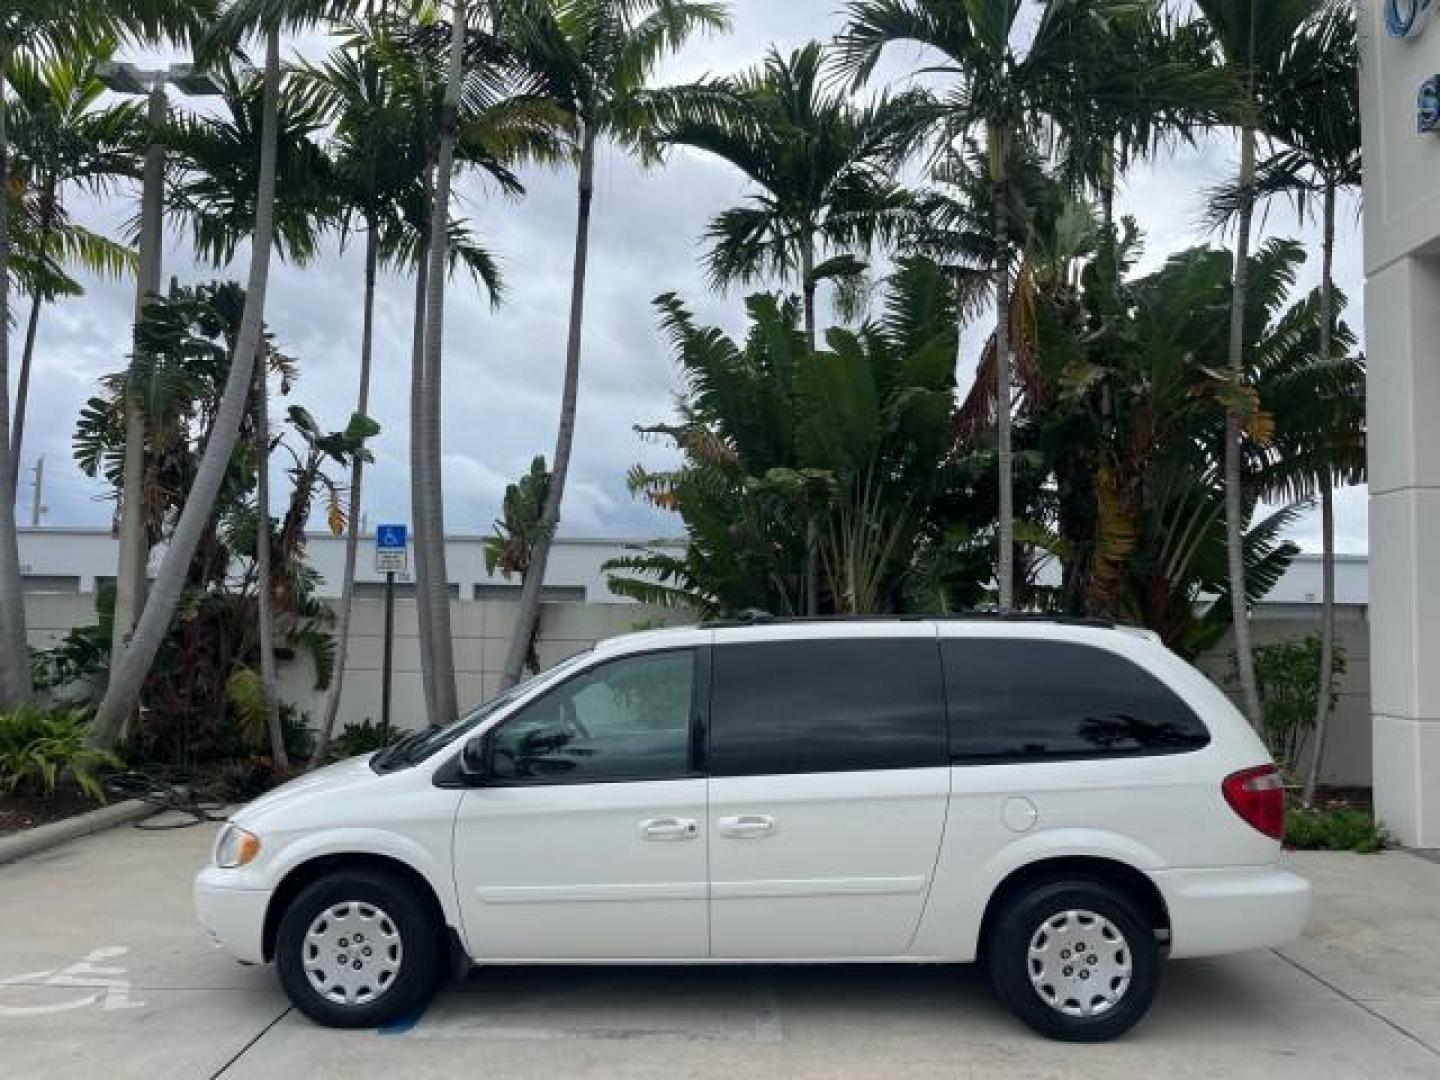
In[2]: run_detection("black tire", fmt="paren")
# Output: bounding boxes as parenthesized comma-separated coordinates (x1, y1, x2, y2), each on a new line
(987, 879, 1159, 1042)
(275, 868, 443, 1028)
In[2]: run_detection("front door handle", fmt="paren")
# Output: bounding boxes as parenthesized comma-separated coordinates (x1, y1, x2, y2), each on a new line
(718, 814, 775, 838)
(639, 817, 699, 841)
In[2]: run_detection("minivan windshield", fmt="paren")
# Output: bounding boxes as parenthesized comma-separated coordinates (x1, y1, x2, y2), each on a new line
(369, 649, 593, 773)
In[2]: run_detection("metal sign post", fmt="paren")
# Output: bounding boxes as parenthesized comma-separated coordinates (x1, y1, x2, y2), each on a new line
(374, 525, 409, 745)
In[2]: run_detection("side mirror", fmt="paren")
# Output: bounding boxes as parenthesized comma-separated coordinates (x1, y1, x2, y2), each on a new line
(459, 735, 489, 782)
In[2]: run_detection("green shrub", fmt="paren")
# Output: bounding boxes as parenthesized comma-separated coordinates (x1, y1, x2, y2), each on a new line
(1286, 805, 1386, 853)
(1243, 635, 1346, 777)
(0, 706, 122, 803)
(333, 719, 397, 760)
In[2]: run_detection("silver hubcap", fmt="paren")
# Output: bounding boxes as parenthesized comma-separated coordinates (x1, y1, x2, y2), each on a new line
(1027, 909, 1132, 1018)
(302, 901, 403, 1006)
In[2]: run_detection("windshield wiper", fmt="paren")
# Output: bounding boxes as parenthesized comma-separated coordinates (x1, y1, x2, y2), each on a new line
(372, 731, 426, 772)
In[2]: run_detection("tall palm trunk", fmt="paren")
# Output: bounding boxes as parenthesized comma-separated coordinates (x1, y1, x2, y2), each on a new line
(92, 28, 285, 745)
(991, 124, 1015, 612)
(0, 40, 34, 708)
(1303, 180, 1339, 806)
(409, 229, 440, 728)
(1225, 120, 1263, 730)
(9, 292, 44, 494)
(253, 359, 288, 770)
(800, 233, 820, 616)
(501, 125, 596, 690)
(800, 234, 817, 353)
(1099, 141, 1117, 235)
(311, 227, 379, 768)
(9, 176, 54, 492)
(111, 81, 167, 690)
(413, 0, 465, 725)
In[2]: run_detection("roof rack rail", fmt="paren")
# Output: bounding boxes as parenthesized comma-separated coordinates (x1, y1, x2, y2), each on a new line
(701, 612, 1119, 630)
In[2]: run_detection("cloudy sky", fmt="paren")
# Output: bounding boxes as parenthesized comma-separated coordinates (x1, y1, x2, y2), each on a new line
(14, 0, 1367, 553)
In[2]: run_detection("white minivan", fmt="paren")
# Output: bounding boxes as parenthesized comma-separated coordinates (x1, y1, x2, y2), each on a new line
(196, 617, 1310, 1042)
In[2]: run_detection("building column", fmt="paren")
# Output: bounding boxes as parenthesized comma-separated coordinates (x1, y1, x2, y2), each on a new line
(1367, 253, 1440, 847)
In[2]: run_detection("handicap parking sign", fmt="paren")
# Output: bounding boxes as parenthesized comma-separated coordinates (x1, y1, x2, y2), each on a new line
(375, 524, 408, 573)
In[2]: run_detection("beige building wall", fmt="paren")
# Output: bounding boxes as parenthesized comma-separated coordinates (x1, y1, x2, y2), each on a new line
(1357, 1, 1440, 843)
(26, 591, 1374, 785)
(25, 593, 685, 735)
(1195, 609, 1373, 789)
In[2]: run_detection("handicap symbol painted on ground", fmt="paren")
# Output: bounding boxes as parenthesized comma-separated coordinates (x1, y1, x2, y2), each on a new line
(0, 946, 144, 1017)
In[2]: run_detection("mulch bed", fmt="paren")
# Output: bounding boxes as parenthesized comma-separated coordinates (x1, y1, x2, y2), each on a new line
(0, 791, 101, 837)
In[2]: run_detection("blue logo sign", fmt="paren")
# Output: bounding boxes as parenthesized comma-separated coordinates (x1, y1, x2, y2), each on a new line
(376, 524, 407, 550)
(1388, 0, 1433, 37)
(1422, 76, 1440, 133)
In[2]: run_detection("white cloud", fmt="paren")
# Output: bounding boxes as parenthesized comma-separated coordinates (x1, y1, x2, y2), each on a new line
(12, 0, 1367, 557)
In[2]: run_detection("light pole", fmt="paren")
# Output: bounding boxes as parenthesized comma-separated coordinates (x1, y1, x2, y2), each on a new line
(96, 62, 222, 682)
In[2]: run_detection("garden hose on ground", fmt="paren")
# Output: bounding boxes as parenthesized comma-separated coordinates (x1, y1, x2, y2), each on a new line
(104, 769, 231, 829)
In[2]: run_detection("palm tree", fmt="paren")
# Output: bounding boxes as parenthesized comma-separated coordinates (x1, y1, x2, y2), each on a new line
(1058, 4, 1227, 231)
(0, 0, 212, 710)
(99, 53, 336, 755)
(658, 41, 918, 352)
(1191, 0, 1322, 729)
(1210, 3, 1361, 799)
(252, 340, 289, 768)
(5, 48, 140, 491)
(410, 0, 475, 729)
(304, 15, 535, 758)
(841, 0, 1138, 612)
(497, 0, 731, 691)
(92, 0, 348, 745)
(105, 52, 338, 696)
(655, 40, 919, 615)
(301, 31, 403, 764)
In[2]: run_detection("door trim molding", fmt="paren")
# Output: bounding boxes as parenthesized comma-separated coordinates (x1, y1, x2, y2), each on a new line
(710, 876, 926, 900)
(474, 882, 707, 904)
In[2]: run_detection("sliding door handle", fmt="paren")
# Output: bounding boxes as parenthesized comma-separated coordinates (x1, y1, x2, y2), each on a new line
(718, 814, 775, 839)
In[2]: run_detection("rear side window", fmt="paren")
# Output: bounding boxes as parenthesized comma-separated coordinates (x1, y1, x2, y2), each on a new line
(942, 639, 1209, 763)
(709, 639, 947, 776)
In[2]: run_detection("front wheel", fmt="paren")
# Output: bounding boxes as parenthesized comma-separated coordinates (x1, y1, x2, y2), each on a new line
(987, 879, 1159, 1042)
(275, 868, 442, 1028)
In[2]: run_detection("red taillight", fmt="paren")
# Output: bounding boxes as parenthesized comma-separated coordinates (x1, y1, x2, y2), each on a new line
(1223, 764, 1285, 840)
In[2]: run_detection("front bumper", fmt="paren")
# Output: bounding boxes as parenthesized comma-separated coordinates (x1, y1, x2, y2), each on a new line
(195, 866, 270, 965)
(1152, 864, 1311, 959)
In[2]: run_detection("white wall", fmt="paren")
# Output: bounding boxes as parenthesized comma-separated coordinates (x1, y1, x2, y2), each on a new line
(1358, 1, 1440, 844)
(23, 586, 1376, 785)
(24, 591, 687, 734)
(1196, 608, 1373, 788)
(15, 527, 683, 603)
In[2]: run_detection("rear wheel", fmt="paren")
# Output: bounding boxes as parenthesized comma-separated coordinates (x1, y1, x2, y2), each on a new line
(275, 868, 442, 1028)
(987, 879, 1159, 1042)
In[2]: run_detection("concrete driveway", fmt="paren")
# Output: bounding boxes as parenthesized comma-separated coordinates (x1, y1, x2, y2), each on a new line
(1, 820, 1438, 1080)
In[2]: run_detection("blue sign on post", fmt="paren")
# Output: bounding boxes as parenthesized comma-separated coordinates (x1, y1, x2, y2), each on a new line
(375, 524, 408, 574)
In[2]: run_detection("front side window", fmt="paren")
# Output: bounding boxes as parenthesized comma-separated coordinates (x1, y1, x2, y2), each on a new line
(709, 639, 948, 776)
(942, 638, 1210, 763)
(488, 650, 696, 783)
(372, 649, 593, 773)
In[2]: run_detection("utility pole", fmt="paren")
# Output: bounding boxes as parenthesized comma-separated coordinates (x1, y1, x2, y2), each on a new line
(29, 456, 44, 528)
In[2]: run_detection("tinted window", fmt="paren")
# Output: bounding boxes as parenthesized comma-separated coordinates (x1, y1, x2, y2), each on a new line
(942, 639, 1209, 762)
(710, 639, 947, 776)
(489, 650, 695, 783)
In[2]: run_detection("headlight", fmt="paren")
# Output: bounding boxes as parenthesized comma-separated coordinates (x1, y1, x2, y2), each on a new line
(215, 825, 261, 869)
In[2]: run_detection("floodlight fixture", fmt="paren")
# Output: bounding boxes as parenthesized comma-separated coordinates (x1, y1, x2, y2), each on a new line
(96, 61, 148, 95)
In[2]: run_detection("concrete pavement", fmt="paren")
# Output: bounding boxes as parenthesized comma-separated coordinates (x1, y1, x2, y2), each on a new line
(1, 821, 1437, 1079)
